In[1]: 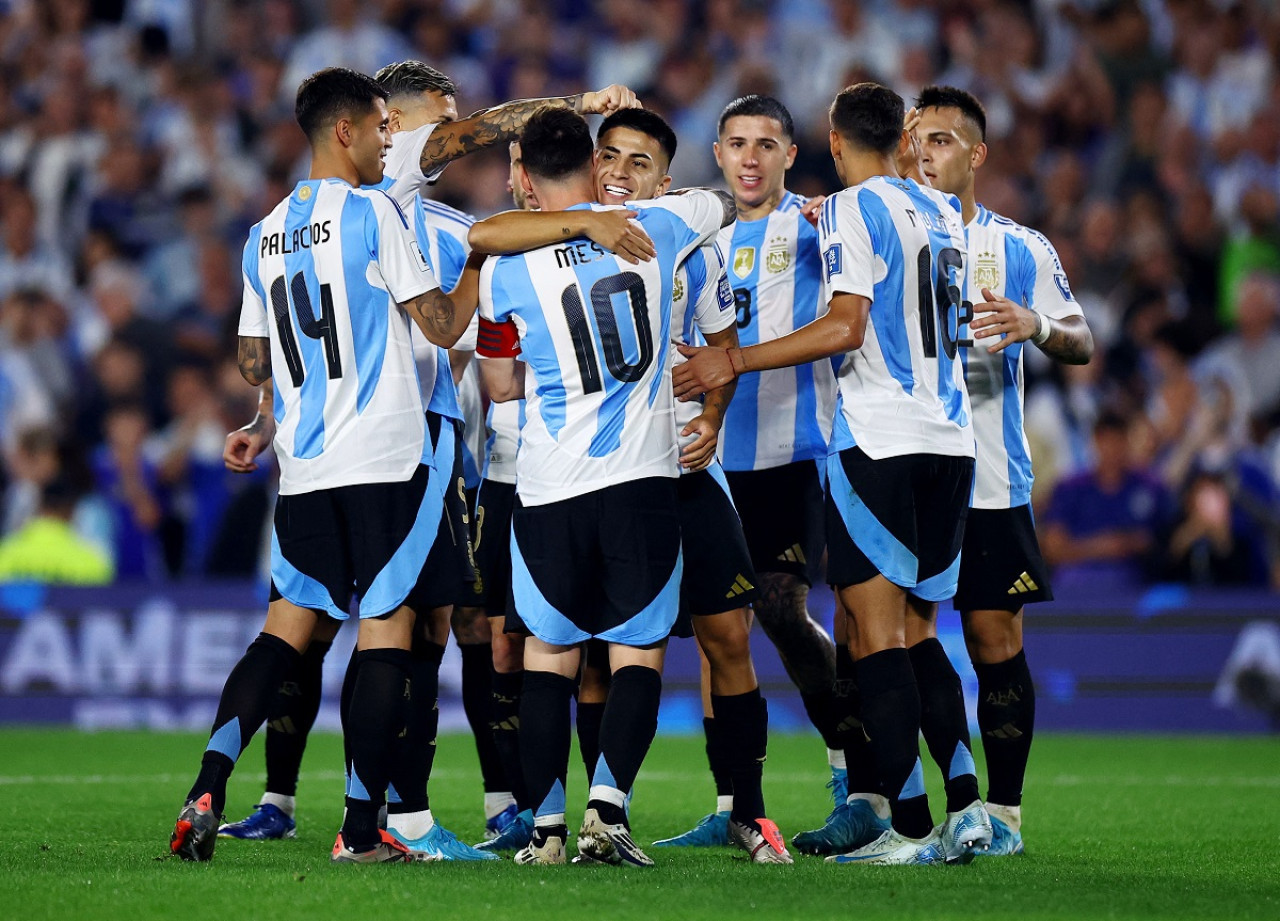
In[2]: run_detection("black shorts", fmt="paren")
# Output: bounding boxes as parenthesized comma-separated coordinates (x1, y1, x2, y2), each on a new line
(507, 477, 681, 647)
(954, 504, 1054, 612)
(471, 478, 516, 617)
(271, 418, 464, 618)
(670, 465, 759, 637)
(724, 460, 825, 585)
(825, 447, 974, 601)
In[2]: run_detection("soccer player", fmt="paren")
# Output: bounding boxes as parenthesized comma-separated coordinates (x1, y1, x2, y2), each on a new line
(675, 82, 984, 866)
(912, 85, 1094, 855)
(472, 107, 733, 866)
(170, 67, 474, 864)
(701, 95, 849, 819)
(470, 109, 788, 862)
(216, 65, 643, 857)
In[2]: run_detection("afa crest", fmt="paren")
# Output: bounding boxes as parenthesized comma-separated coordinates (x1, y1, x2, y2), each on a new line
(733, 246, 755, 278)
(765, 236, 791, 274)
(974, 251, 1000, 291)
(297, 185, 313, 202)
(672, 271, 685, 304)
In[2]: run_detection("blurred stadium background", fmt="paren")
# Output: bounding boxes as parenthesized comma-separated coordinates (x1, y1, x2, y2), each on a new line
(1, 0, 1279, 734)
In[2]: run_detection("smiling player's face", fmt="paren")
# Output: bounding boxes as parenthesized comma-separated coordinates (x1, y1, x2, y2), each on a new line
(714, 115, 796, 213)
(351, 97, 393, 186)
(594, 127, 671, 205)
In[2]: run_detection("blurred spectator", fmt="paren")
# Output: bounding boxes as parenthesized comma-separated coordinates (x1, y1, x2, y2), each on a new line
(1198, 273, 1280, 429)
(1041, 411, 1175, 592)
(0, 187, 74, 303)
(0, 476, 113, 585)
(1163, 470, 1268, 587)
(1219, 186, 1280, 326)
(91, 401, 166, 580)
(279, 0, 413, 103)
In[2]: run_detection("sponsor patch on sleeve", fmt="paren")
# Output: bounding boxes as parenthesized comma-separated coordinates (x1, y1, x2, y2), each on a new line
(717, 275, 734, 312)
(824, 243, 843, 282)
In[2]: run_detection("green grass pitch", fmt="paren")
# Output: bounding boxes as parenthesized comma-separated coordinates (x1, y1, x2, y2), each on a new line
(1, 729, 1277, 920)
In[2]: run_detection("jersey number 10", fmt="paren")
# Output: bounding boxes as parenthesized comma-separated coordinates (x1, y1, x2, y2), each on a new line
(270, 272, 342, 387)
(561, 272, 654, 394)
(917, 246, 973, 359)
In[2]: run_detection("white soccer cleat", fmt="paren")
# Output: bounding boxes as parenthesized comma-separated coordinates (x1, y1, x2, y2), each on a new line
(514, 825, 568, 865)
(825, 827, 945, 866)
(577, 808, 654, 868)
(937, 800, 994, 864)
(728, 818, 794, 864)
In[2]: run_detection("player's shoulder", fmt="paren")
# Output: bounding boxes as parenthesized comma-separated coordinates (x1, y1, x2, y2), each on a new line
(421, 198, 477, 230)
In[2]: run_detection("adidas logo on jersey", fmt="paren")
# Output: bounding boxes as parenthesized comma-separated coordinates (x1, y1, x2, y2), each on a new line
(1007, 572, 1039, 595)
(777, 544, 807, 565)
(724, 574, 755, 599)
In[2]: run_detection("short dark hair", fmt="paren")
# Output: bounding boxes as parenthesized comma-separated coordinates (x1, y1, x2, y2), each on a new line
(374, 60, 458, 100)
(295, 67, 387, 142)
(829, 83, 904, 156)
(717, 94, 794, 140)
(915, 85, 987, 142)
(597, 108, 678, 167)
(519, 107, 594, 181)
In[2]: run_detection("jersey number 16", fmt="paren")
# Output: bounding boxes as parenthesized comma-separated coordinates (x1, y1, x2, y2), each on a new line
(917, 246, 973, 359)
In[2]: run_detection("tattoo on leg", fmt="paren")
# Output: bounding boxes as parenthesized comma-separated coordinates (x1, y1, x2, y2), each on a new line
(754, 573, 836, 696)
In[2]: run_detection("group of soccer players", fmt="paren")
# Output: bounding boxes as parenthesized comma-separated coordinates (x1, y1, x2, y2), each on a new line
(168, 53, 1092, 869)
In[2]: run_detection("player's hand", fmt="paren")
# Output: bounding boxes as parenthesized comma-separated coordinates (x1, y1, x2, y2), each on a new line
(223, 418, 273, 473)
(673, 344, 738, 400)
(800, 195, 826, 229)
(580, 85, 642, 116)
(969, 287, 1038, 353)
(582, 210, 656, 263)
(897, 107, 925, 180)
(679, 415, 719, 471)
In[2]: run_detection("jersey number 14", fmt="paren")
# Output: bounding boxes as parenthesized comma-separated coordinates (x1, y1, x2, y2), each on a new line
(270, 272, 342, 387)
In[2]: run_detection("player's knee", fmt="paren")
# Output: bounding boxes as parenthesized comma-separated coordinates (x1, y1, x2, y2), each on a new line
(695, 616, 751, 670)
(491, 629, 524, 673)
(450, 605, 491, 644)
(962, 609, 1022, 664)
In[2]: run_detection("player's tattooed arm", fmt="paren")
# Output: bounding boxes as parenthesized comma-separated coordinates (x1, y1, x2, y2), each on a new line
(419, 85, 640, 176)
(237, 336, 272, 386)
(404, 286, 471, 348)
(1038, 314, 1094, 365)
(669, 187, 738, 227)
(970, 288, 1094, 364)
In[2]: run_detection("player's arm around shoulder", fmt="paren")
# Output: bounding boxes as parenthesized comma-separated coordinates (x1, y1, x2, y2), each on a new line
(468, 207, 654, 264)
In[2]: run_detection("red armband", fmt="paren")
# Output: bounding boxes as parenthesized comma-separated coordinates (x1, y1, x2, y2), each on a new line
(476, 318, 521, 358)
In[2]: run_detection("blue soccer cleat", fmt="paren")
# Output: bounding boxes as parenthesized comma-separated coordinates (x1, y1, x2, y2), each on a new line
(485, 802, 520, 840)
(979, 812, 1024, 857)
(475, 808, 534, 852)
(792, 797, 890, 856)
(826, 827, 944, 866)
(388, 822, 500, 861)
(652, 811, 731, 847)
(218, 803, 297, 840)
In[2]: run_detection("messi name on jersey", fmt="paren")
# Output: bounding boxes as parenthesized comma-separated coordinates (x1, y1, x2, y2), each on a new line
(260, 221, 332, 257)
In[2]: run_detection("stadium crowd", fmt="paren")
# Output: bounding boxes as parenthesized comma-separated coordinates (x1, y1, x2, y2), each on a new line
(0, 0, 1278, 590)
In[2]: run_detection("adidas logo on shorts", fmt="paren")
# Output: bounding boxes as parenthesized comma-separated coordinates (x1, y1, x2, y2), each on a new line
(1007, 572, 1039, 595)
(725, 574, 755, 599)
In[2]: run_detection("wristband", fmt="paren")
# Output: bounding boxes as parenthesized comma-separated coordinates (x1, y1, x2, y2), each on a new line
(1031, 312, 1051, 345)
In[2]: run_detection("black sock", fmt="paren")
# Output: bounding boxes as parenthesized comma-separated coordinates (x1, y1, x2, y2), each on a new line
(592, 666, 662, 815)
(836, 643, 877, 796)
(909, 638, 980, 813)
(339, 647, 359, 772)
(576, 700, 606, 784)
(342, 647, 412, 851)
(712, 689, 768, 824)
(265, 639, 330, 797)
(491, 670, 528, 809)
(460, 643, 506, 793)
(974, 650, 1035, 807)
(703, 717, 734, 799)
(188, 632, 300, 815)
(857, 648, 931, 839)
(798, 686, 846, 751)
(387, 638, 445, 816)
(520, 671, 576, 823)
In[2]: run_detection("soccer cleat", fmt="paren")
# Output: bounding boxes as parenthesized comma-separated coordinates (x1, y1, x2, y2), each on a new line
(828, 766, 849, 806)
(937, 799, 994, 864)
(791, 798, 890, 856)
(484, 802, 520, 840)
(729, 818, 794, 864)
(978, 812, 1024, 857)
(331, 829, 412, 863)
(514, 825, 567, 865)
(388, 822, 500, 861)
(475, 808, 534, 852)
(826, 827, 944, 866)
(170, 793, 221, 862)
(218, 803, 297, 840)
(651, 811, 730, 847)
(577, 808, 654, 868)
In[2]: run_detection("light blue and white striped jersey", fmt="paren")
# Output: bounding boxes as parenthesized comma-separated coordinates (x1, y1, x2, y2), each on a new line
(716, 190, 836, 471)
(238, 178, 439, 494)
(481, 398, 522, 485)
(963, 204, 1083, 508)
(478, 191, 724, 506)
(672, 242, 736, 434)
(819, 176, 973, 460)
